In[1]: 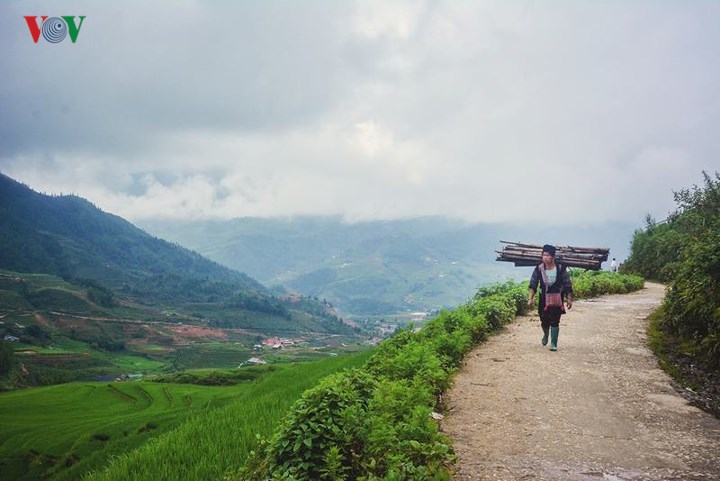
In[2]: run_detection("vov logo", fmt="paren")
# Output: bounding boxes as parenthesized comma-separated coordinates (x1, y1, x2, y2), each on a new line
(24, 16, 86, 44)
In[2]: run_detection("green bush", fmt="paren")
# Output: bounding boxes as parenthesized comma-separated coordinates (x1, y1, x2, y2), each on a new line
(27, 287, 97, 313)
(624, 171, 720, 369)
(0, 341, 14, 376)
(622, 219, 685, 282)
(570, 270, 644, 299)
(238, 369, 377, 481)
(235, 283, 527, 481)
(234, 276, 645, 480)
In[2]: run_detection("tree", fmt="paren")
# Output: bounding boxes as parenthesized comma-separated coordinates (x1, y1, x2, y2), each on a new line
(626, 171, 720, 368)
(0, 341, 14, 376)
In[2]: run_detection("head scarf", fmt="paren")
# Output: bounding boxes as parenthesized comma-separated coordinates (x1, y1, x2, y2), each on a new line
(542, 244, 557, 256)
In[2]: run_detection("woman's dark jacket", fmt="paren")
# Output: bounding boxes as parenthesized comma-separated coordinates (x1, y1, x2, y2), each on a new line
(529, 262, 573, 312)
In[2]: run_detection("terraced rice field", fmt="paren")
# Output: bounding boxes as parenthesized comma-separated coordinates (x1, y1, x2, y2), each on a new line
(0, 380, 246, 481)
(0, 350, 372, 481)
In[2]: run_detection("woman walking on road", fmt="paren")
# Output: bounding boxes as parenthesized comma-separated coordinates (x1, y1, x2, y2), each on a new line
(528, 244, 573, 351)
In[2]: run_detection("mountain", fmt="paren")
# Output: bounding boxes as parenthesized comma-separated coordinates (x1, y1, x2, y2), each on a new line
(0, 173, 351, 334)
(0, 174, 264, 297)
(139, 216, 639, 318)
(138, 217, 494, 317)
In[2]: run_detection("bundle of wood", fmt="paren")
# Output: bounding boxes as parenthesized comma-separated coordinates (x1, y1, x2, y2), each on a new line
(496, 241, 609, 270)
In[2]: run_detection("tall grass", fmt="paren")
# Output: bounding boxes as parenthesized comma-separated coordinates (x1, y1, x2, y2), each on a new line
(0, 351, 370, 481)
(0, 381, 240, 481)
(84, 351, 371, 481)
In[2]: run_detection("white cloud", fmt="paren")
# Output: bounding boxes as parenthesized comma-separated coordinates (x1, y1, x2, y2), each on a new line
(1, 0, 719, 225)
(352, 0, 423, 40)
(352, 121, 394, 157)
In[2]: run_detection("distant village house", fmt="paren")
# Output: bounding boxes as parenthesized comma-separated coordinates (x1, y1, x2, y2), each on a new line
(260, 337, 302, 349)
(239, 357, 267, 367)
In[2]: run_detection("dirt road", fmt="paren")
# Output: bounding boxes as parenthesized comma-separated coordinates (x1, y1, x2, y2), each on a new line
(442, 282, 720, 480)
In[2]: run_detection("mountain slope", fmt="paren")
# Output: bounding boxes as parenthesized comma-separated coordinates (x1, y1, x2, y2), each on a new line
(137, 217, 491, 316)
(0, 173, 351, 334)
(139, 217, 638, 318)
(0, 174, 264, 296)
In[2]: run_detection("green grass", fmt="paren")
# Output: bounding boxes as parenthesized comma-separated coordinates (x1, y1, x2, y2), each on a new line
(171, 342, 254, 370)
(0, 289, 34, 310)
(151, 365, 277, 386)
(51, 337, 96, 353)
(0, 271, 70, 290)
(0, 381, 241, 481)
(101, 353, 166, 372)
(85, 350, 373, 481)
(13, 345, 75, 355)
(19, 341, 164, 372)
(169, 341, 366, 371)
(0, 350, 372, 481)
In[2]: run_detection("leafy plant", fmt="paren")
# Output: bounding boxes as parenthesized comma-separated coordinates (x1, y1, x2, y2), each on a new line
(625, 171, 720, 370)
(233, 274, 646, 480)
(235, 282, 530, 480)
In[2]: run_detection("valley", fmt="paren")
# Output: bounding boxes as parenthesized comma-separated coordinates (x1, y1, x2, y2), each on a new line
(0, 269, 365, 389)
(0, 173, 653, 481)
(139, 216, 635, 320)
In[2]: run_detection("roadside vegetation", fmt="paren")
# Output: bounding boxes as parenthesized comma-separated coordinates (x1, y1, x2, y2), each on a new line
(0, 272, 641, 481)
(570, 269, 644, 298)
(0, 262, 643, 481)
(231, 271, 644, 480)
(624, 171, 720, 415)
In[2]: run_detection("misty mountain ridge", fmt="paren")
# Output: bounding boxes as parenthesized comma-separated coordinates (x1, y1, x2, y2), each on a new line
(0, 171, 637, 321)
(139, 215, 637, 318)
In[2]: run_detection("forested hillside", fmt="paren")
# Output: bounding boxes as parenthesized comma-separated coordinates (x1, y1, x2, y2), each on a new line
(0, 174, 355, 344)
(0, 173, 264, 302)
(624, 171, 719, 413)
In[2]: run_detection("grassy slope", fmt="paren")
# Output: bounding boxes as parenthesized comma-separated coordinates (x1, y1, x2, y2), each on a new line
(1, 268, 362, 389)
(87, 350, 372, 481)
(0, 381, 240, 481)
(0, 351, 372, 481)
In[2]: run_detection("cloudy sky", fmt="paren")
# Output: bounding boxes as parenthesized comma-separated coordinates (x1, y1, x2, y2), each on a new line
(1, 0, 719, 225)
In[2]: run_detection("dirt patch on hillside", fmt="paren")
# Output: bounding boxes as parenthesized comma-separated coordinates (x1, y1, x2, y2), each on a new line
(441, 283, 720, 480)
(33, 313, 50, 327)
(166, 324, 228, 340)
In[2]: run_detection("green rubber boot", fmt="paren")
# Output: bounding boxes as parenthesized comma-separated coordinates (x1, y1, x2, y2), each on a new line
(549, 327, 559, 351)
(541, 326, 549, 346)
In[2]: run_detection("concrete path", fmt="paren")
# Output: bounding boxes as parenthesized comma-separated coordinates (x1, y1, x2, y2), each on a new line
(442, 282, 720, 480)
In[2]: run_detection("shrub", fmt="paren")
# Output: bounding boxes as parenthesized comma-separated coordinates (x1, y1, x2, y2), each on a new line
(0, 341, 15, 377)
(233, 277, 645, 480)
(625, 171, 720, 370)
(235, 282, 527, 481)
(570, 270, 644, 299)
(251, 369, 377, 480)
